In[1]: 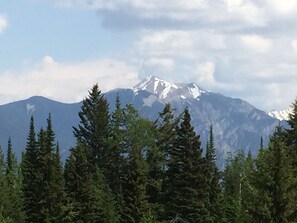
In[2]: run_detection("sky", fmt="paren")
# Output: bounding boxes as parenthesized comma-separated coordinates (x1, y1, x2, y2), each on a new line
(0, 0, 297, 111)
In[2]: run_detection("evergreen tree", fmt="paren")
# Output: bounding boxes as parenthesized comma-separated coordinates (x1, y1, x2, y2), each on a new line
(205, 125, 223, 222)
(22, 115, 65, 222)
(120, 104, 153, 223)
(22, 116, 44, 223)
(251, 126, 297, 222)
(0, 146, 9, 222)
(149, 103, 179, 220)
(164, 108, 208, 222)
(64, 142, 118, 223)
(107, 94, 126, 214)
(73, 83, 110, 172)
(222, 150, 253, 223)
(5, 137, 24, 222)
(35, 115, 64, 222)
(287, 98, 297, 151)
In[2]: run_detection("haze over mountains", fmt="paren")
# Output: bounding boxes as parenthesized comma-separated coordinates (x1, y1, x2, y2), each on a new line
(0, 76, 286, 167)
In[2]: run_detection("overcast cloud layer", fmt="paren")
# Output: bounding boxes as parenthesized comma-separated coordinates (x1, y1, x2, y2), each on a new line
(0, 0, 296, 110)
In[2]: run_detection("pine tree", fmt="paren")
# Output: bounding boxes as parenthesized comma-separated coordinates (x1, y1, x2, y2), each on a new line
(287, 98, 297, 151)
(205, 125, 223, 222)
(149, 103, 178, 220)
(120, 104, 153, 222)
(0, 146, 9, 222)
(22, 115, 65, 222)
(64, 142, 118, 222)
(164, 108, 208, 222)
(5, 137, 24, 222)
(34, 114, 65, 222)
(22, 116, 44, 223)
(107, 94, 126, 212)
(251, 126, 297, 222)
(73, 84, 110, 172)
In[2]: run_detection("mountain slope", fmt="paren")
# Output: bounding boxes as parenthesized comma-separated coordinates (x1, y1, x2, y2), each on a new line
(0, 96, 81, 159)
(108, 76, 284, 167)
(0, 76, 285, 167)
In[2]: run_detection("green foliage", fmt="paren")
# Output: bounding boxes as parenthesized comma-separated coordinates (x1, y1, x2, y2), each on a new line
(222, 150, 254, 222)
(3, 84, 297, 223)
(287, 98, 297, 151)
(22, 116, 44, 223)
(106, 94, 127, 214)
(146, 103, 179, 220)
(251, 127, 297, 222)
(64, 142, 119, 222)
(164, 108, 209, 222)
(22, 115, 65, 222)
(205, 125, 223, 223)
(120, 104, 153, 222)
(4, 138, 24, 222)
(73, 83, 110, 171)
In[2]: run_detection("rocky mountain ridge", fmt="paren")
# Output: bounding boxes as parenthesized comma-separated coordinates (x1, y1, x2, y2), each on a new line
(0, 76, 286, 168)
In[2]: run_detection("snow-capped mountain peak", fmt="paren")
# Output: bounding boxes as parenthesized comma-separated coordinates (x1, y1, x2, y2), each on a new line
(267, 107, 293, 121)
(134, 76, 178, 96)
(133, 76, 206, 102)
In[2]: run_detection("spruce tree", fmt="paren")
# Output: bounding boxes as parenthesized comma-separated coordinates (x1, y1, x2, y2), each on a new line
(73, 83, 110, 172)
(287, 98, 297, 151)
(0, 146, 9, 222)
(35, 115, 64, 222)
(164, 108, 208, 222)
(5, 137, 24, 222)
(22, 116, 44, 223)
(107, 94, 126, 212)
(149, 103, 178, 220)
(205, 125, 222, 222)
(120, 104, 153, 222)
(222, 150, 253, 223)
(64, 142, 118, 222)
(251, 126, 297, 222)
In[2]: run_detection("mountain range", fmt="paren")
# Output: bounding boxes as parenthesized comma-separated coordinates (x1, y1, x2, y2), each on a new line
(0, 76, 287, 167)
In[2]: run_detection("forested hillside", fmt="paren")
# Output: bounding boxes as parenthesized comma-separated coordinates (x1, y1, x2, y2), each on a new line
(0, 84, 296, 222)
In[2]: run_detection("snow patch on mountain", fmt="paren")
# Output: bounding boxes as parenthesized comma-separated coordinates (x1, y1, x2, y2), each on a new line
(134, 76, 206, 102)
(26, 103, 35, 115)
(143, 95, 158, 107)
(268, 107, 293, 121)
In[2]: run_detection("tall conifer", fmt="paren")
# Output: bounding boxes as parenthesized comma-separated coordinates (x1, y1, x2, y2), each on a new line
(205, 125, 222, 222)
(5, 137, 24, 222)
(251, 127, 297, 222)
(22, 116, 43, 223)
(165, 108, 208, 222)
(73, 84, 110, 172)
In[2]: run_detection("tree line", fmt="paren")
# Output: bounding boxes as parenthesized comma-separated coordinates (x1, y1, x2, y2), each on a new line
(0, 84, 296, 222)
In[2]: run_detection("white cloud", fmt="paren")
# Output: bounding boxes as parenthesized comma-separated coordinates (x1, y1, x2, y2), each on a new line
(291, 40, 297, 52)
(269, 0, 297, 14)
(145, 58, 174, 72)
(136, 31, 195, 59)
(0, 56, 140, 105)
(224, 0, 267, 26)
(241, 35, 272, 53)
(195, 61, 216, 86)
(0, 15, 8, 32)
(16, 1, 297, 110)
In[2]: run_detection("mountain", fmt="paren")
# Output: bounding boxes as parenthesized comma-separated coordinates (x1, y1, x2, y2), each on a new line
(0, 96, 81, 160)
(268, 107, 293, 121)
(102, 76, 285, 167)
(0, 76, 286, 167)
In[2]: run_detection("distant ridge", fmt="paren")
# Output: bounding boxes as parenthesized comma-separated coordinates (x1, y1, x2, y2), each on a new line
(0, 76, 285, 168)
